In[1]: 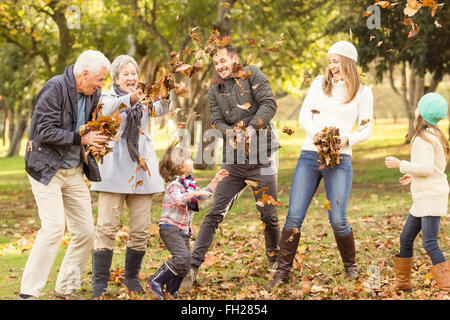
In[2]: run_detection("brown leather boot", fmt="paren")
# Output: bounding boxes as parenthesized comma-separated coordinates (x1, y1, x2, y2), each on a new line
(430, 261, 450, 299)
(393, 254, 413, 291)
(267, 228, 301, 290)
(334, 230, 359, 280)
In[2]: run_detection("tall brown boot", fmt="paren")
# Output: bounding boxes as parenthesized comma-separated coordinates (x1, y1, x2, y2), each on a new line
(267, 228, 301, 290)
(430, 261, 450, 299)
(393, 254, 413, 291)
(334, 230, 359, 280)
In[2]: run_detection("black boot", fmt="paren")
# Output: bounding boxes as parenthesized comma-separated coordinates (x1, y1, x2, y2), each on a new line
(147, 263, 177, 300)
(92, 250, 113, 298)
(124, 247, 146, 293)
(166, 275, 184, 298)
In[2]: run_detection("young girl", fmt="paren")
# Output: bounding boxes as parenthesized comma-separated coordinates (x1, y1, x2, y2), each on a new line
(385, 92, 449, 298)
(147, 142, 228, 300)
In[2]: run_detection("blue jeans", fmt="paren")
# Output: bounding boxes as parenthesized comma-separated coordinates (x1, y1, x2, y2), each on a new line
(285, 151, 353, 237)
(399, 214, 446, 265)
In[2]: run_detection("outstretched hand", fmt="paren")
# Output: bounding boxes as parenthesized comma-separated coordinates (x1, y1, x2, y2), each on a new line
(215, 169, 229, 181)
(385, 156, 401, 169)
(189, 190, 213, 198)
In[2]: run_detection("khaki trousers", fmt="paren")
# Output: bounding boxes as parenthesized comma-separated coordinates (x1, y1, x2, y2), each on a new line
(21, 165, 94, 297)
(94, 192, 152, 252)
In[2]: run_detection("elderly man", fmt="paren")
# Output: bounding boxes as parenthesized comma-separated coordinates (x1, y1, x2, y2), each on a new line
(18, 50, 111, 300)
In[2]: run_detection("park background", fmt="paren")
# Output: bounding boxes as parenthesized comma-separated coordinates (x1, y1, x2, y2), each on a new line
(0, 0, 449, 300)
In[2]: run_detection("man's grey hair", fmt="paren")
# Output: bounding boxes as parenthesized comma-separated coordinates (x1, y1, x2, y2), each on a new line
(73, 50, 111, 77)
(110, 55, 139, 81)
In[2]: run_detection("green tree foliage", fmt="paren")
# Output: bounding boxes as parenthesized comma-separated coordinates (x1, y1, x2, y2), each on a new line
(331, 0, 449, 141)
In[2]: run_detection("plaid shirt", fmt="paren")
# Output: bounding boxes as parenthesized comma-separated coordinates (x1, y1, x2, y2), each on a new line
(159, 177, 214, 236)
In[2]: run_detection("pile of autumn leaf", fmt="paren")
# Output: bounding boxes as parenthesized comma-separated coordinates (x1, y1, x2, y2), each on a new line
(78, 102, 122, 164)
(313, 127, 343, 170)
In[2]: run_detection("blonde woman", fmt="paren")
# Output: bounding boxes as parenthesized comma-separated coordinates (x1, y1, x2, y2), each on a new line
(269, 41, 374, 289)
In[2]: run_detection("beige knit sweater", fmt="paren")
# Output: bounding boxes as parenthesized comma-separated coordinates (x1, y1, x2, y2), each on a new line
(399, 131, 449, 217)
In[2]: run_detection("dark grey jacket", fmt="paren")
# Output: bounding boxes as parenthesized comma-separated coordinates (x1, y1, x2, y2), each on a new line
(25, 65, 101, 185)
(208, 65, 280, 163)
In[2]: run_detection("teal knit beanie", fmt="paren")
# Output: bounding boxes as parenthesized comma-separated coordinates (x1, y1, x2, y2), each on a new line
(418, 93, 448, 126)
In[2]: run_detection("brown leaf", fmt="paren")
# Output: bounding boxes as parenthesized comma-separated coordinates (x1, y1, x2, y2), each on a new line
(134, 180, 144, 190)
(245, 180, 259, 188)
(282, 126, 294, 136)
(248, 38, 257, 47)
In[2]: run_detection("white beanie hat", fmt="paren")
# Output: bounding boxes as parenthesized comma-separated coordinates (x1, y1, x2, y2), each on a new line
(328, 41, 358, 63)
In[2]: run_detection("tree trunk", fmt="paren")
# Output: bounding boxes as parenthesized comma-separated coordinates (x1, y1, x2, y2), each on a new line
(389, 61, 432, 143)
(7, 112, 27, 157)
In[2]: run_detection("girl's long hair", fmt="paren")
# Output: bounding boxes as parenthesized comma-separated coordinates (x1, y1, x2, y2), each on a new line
(322, 55, 361, 104)
(412, 114, 450, 162)
(159, 141, 191, 183)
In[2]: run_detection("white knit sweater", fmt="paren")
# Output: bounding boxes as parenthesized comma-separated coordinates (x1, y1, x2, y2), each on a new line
(298, 76, 374, 155)
(400, 131, 449, 217)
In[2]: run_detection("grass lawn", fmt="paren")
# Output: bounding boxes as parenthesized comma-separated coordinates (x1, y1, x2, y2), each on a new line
(0, 119, 449, 300)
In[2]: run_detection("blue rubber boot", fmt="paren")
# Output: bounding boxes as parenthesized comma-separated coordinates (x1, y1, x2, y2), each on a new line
(147, 263, 176, 300)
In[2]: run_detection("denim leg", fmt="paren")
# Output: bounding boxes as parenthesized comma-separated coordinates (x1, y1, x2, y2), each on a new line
(322, 155, 353, 237)
(284, 151, 322, 230)
(421, 216, 446, 265)
(399, 214, 421, 258)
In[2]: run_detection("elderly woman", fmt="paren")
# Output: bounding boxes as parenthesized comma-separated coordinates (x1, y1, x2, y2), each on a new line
(90, 55, 170, 298)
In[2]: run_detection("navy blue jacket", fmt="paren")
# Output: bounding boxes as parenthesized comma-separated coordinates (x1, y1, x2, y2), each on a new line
(25, 65, 101, 185)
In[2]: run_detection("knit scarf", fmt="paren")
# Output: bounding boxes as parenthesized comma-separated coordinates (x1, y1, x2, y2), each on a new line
(113, 82, 143, 164)
(178, 175, 199, 212)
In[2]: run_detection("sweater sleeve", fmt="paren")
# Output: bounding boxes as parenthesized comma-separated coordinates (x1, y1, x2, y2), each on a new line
(100, 91, 132, 116)
(347, 85, 374, 146)
(153, 98, 171, 117)
(399, 137, 435, 177)
(298, 77, 324, 137)
(168, 183, 192, 205)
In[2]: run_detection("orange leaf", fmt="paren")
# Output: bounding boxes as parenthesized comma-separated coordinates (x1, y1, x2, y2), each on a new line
(323, 199, 331, 210)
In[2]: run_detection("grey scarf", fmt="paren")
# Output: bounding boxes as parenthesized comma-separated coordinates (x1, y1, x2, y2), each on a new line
(113, 82, 143, 164)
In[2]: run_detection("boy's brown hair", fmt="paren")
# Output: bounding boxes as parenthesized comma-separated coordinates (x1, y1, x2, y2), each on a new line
(159, 141, 191, 183)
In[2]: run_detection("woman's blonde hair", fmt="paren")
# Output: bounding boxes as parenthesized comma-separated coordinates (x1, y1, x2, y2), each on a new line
(159, 141, 192, 183)
(412, 114, 450, 162)
(322, 55, 360, 104)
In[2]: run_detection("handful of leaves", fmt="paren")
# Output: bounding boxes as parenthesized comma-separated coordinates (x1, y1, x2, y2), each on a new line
(78, 102, 123, 164)
(138, 68, 175, 117)
(229, 121, 250, 159)
(313, 127, 342, 170)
